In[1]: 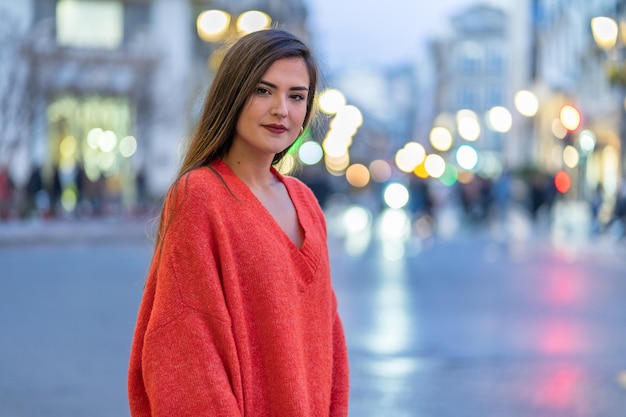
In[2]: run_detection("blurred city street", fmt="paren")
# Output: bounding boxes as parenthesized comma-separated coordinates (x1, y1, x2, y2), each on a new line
(1, 205, 625, 417)
(3, 1, 626, 415)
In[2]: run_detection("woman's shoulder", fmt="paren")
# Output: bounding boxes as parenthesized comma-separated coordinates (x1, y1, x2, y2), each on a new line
(176, 166, 230, 194)
(165, 165, 235, 212)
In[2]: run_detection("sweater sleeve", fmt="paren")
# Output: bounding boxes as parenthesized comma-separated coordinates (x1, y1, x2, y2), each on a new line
(330, 309, 350, 417)
(141, 311, 242, 416)
(129, 170, 243, 417)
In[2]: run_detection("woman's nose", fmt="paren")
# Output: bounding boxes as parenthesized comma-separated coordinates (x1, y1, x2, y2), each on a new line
(270, 96, 288, 117)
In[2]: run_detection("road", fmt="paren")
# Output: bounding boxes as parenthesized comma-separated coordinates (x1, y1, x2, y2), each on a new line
(0, 214, 625, 417)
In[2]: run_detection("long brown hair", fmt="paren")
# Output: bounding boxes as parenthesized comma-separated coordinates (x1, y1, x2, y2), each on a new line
(179, 28, 318, 176)
(149, 29, 319, 263)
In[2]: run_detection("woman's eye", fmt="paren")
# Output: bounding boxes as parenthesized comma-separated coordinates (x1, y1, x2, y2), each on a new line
(256, 87, 270, 95)
(291, 94, 305, 101)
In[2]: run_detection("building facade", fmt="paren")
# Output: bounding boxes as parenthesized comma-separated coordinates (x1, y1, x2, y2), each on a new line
(429, 3, 528, 174)
(533, 0, 623, 203)
(0, 0, 309, 217)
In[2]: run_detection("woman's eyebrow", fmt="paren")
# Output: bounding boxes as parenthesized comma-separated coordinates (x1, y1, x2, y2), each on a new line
(259, 80, 309, 91)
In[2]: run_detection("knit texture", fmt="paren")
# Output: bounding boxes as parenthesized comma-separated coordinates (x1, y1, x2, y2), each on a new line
(128, 160, 349, 417)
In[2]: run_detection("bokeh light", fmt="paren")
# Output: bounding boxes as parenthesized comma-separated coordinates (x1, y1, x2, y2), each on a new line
(395, 142, 426, 173)
(369, 160, 392, 183)
(563, 145, 580, 168)
(383, 183, 410, 209)
(343, 205, 372, 233)
(456, 145, 478, 170)
(87, 128, 103, 149)
(331, 105, 363, 135)
(119, 135, 137, 158)
(298, 141, 323, 165)
(430, 126, 453, 151)
(319, 89, 347, 114)
(345, 163, 370, 188)
(559, 105, 581, 131)
(515, 90, 539, 117)
(554, 170, 571, 193)
(424, 154, 446, 178)
(551, 119, 567, 139)
(325, 153, 350, 174)
(197, 10, 230, 41)
(439, 163, 459, 186)
(486, 106, 513, 133)
(457, 109, 480, 141)
(98, 130, 117, 152)
(413, 162, 429, 179)
(236, 10, 271, 34)
(591, 16, 618, 50)
(579, 130, 596, 153)
(60, 135, 77, 158)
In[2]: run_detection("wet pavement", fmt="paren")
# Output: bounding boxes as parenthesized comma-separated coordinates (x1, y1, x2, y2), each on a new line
(0, 209, 625, 416)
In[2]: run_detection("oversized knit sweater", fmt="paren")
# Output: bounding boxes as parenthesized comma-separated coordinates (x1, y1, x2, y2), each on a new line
(128, 160, 349, 417)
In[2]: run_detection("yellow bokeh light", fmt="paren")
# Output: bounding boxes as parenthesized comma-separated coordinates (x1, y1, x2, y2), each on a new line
(197, 10, 231, 42)
(60, 135, 77, 159)
(413, 162, 429, 179)
(323, 133, 350, 158)
(430, 126, 453, 151)
(563, 145, 579, 168)
(560, 105, 581, 131)
(591, 16, 618, 50)
(325, 153, 350, 174)
(514, 90, 539, 117)
(61, 188, 77, 212)
(395, 142, 425, 173)
(319, 89, 346, 114)
(236, 10, 271, 35)
(278, 154, 296, 174)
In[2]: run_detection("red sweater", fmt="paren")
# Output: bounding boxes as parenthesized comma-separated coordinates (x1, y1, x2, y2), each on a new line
(128, 160, 349, 417)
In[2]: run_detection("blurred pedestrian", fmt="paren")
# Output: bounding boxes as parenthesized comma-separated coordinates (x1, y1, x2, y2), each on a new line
(128, 29, 349, 417)
(610, 180, 626, 239)
(590, 184, 604, 235)
(0, 166, 14, 220)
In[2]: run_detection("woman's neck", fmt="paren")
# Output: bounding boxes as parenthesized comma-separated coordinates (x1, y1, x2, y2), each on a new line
(222, 154, 276, 190)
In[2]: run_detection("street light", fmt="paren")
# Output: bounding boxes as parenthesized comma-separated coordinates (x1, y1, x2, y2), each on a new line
(196, 9, 271, 41)
(196, 9, 272, 69)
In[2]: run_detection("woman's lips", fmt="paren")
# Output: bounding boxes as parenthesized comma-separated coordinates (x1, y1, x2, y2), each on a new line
(263, 125, 287, 134)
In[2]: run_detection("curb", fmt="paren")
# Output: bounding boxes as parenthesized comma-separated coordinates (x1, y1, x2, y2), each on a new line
(0, 218, 156, 246)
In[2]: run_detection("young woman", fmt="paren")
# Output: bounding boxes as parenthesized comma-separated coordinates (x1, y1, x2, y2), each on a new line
(127, 29, 349, 417)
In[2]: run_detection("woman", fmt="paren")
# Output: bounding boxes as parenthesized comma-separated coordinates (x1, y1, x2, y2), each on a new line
(128, 29, 350, 417)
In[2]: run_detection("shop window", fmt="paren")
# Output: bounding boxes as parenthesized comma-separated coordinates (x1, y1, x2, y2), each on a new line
(56, 0, 123, 49)
(46, 94, 140, 216)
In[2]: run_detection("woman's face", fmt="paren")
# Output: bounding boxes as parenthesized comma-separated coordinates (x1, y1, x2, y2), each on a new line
(231, 57, 310, 162)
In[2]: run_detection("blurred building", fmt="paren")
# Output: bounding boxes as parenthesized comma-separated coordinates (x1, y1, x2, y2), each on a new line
(429, 3, 531, 174)
(0, 0, 309, 217)
(532, 0, 623, 205)
(330, 65, 418, 167)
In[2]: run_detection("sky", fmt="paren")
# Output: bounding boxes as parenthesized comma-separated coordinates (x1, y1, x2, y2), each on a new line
(305, 0, 499, 73)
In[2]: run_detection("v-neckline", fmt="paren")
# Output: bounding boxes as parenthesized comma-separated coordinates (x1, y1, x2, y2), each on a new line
(214, 160, 307, 251)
